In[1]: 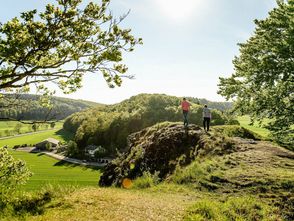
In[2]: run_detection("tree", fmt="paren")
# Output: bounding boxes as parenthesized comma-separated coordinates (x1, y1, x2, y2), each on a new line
(32, 123, 38, 132)
(0, 0, 142, 113)
(66, 140, 78, 157)
(50, 122, 56, 129)
(0, 147, 32, 204)
(218, 0, 293, 145)
(14, 122, 22, 134)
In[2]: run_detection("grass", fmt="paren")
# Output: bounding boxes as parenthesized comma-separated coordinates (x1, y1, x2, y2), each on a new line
(237, 115, 270, 138)
(1, 185, 284, 221)
(8, 150, 101, 191)
(184, 196, 280, 221)
(19, 186, 196, 221)
(0, 121, 63, 137)
(0, 128, 73, 147)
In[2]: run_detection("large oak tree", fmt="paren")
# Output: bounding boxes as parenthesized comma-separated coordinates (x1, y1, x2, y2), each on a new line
(218, 0, 293, 145)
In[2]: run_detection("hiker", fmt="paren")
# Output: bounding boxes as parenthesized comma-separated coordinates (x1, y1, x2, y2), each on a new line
(203, 104, 211, 132)
(181, 98, 190, 127)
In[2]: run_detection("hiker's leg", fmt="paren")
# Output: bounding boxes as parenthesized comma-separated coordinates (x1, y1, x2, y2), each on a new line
(183, 111, 187, 126)
(207, 118, 210, 131)
(203, 118, 206, 130)
(183, 111, 188, 126)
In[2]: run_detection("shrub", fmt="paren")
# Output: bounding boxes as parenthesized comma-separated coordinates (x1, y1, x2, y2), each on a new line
(45, 142, 52, 151)
(132, 171, 160, 189)
(0, 147, 32, 205)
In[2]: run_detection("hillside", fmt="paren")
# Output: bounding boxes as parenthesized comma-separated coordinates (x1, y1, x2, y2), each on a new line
(63, 94, 233, 157)
(3, 123, 293, 221)
(99, 122, 294, 219)
(0, 94, 103, 120)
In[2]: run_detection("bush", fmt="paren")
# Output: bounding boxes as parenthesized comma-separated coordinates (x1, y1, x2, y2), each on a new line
(132, 171, 160, 189)
(185, 197, 281, 221)
(45, 142, 52, 151)
(13, 145, 20, 149)
(0, 147, 32, 205)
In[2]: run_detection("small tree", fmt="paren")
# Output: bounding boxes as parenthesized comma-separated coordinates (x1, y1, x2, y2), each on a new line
(32, 123, 39, 132)
(14, 122, 22, 134)
(0, 147, 32, 204)
(4, 129, 10, 137)
(50, 122, 56, 129)
(66, 140, 78, 157)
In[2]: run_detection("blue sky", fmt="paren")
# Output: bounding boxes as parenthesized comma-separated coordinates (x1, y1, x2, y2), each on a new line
(0, 0, 277, 104)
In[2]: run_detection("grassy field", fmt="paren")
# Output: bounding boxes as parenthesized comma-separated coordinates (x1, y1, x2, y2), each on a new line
(0, 121, 64, 137)
(1, 124, 100, 191)
(0, 128, 73, 148)
(237, 115, 270, 138)
(9, 150, 101, 191)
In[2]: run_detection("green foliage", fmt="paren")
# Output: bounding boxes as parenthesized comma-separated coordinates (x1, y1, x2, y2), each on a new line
(0, 147, 32, 204)
(64, 94, 228, 154)
(132, 171, 160, 189)
(0, 0, 142, 95)
(212, 125, 261, 140)
(94, 146, 108, 158)
(184, 197, 280, 221)
(45, 142, 52, 151)
(66, 140, 79, 157)
(13, 123, 22, 134)
(237, 115, 271, 138)
(50, 122, 55, 129)
(218, 0, 294, 146)
(0, 94, 103, 121)
(171, 160, 210, 186)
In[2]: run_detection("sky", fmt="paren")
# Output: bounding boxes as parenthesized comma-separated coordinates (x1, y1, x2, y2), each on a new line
(0, 0, 277, 104)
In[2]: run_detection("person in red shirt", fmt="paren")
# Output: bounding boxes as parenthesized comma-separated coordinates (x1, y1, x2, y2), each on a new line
(181, 98, 191, 127)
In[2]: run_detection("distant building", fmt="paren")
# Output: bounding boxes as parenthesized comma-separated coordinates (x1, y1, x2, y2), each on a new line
(85, 145, 98, 157)
(36, 138, 60, 150)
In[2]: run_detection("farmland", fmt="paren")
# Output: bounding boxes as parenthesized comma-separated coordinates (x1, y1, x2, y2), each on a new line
(10, 150, 101, 191)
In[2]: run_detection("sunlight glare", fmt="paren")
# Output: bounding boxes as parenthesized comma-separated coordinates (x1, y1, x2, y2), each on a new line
(154, 0, 202, 22)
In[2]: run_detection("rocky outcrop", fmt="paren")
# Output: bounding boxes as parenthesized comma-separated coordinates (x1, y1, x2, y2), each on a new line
(99, 122, 236, 187)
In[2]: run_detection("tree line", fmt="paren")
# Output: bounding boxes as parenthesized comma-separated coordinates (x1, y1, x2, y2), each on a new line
(0, 94, 102, 121)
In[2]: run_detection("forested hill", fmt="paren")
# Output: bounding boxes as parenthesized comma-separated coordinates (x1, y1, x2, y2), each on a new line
(63, 94, 234, 155)
(0, 94, 103, 120)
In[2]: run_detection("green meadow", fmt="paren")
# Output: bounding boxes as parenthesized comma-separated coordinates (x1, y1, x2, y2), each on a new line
(0, 121, 64, 137)
(1, 127, 99, 191)
(0, 128, 73, 148)
(10, 150, 101, 191)
(237, 115, 271, 138)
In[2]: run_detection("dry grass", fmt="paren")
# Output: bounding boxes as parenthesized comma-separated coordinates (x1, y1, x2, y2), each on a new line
(29, 187, 199, 221)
